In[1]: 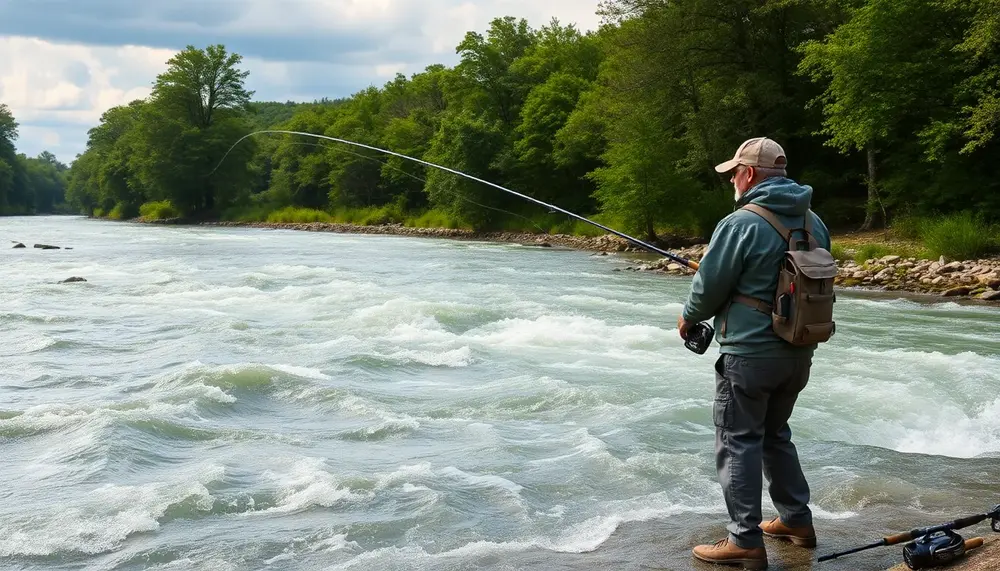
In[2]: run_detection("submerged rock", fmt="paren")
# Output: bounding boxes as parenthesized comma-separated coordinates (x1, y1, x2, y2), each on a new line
(34, 243, 61, 250)
(12, 242, 25, 248)
(60, 277, 87, 283)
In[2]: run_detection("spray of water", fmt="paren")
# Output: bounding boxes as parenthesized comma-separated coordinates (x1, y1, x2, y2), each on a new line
(211, 130, 699, 269)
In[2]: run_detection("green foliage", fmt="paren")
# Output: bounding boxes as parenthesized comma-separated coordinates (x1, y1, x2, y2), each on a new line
(56, 5, 1000, 243)
(921, 212, 999, 260)
(266, 207, 333, 224)
(829, 243, 849, 262)
(139, 200, 179, 220)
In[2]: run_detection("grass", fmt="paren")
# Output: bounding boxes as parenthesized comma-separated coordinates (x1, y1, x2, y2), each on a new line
(920, 212, 999, 261)
(831, 211, 999, 264)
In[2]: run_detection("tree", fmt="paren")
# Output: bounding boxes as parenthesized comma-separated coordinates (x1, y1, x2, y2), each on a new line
(139, 44, 256, 215)
(799, 0, 966, 229)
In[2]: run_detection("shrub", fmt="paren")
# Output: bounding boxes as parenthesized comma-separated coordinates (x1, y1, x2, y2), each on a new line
(139, 200, 179, 220)
(921, 212, 999, 260)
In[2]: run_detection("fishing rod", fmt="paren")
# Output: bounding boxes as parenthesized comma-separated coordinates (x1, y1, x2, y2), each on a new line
(818, 503, 1000, 567)
(212, 130, 701, 271)
(212, 130, 715, 355)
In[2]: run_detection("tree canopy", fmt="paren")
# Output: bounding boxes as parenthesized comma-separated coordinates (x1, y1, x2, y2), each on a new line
(3, 3, 996, 238)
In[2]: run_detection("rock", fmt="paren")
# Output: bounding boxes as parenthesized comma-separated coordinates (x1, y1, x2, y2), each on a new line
(929, 262, 942, 272)
(61, 277, 87, 283)
(33, 243, 61, 250)
(959, 275, 976, 284)
(942, 286, 972, 297)
(535, 240, 552, 248)
(990, 279, 1000, 290)
(981, 290, 1000, 301)
(939, 255, 948, 265)
(667, 263, 683, 272)
(873, 268, 894, 282)
(932, 276, 946, 285)
(898, 262, 915, 269)
(852, 271, 867, 279)
(941, 261, 965, 273)
(920, 278, 933, 285)
(879, 255, 901, 265)
(12, 242, 25, 248)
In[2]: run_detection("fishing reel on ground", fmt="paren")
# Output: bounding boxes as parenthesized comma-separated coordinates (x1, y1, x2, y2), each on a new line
(903, 530, 974, 570)
(993, 504, 1000, 532)
(684, 322, 715, 355)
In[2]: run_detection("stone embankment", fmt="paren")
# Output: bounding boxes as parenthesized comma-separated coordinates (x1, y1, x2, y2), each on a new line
(144, 218, 1000, 302)
(624, 247, 1000, 302)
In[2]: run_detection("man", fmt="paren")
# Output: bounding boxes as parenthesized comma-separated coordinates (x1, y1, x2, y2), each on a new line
(677, 137, 831, 570)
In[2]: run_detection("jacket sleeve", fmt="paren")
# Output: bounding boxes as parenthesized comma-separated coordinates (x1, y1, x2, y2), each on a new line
(682, 216, 747, 323)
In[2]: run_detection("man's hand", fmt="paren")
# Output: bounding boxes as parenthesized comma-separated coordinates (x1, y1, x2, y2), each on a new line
(677, 315, 694, 340)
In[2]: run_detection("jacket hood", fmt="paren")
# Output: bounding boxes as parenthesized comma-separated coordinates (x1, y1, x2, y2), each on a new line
(736, 177, 813, 217)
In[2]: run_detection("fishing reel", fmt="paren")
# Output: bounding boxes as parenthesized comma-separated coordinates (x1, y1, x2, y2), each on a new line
(903, 531, 970, 570)
(685, 322, 715, 355)
(992, 504, 1000, 532)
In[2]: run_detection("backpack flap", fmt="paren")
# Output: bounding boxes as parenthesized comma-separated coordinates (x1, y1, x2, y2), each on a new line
(786, 249, 839, 279)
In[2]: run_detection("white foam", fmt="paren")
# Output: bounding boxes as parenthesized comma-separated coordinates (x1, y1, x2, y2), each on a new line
(0, 464, 224, 557)
(258, 458, 372, 515)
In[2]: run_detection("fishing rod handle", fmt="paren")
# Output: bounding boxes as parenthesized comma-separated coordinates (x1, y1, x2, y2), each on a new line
(966, 537, 985, 551)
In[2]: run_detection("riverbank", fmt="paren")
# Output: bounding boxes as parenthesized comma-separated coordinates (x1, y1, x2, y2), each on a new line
(141, 218, 1000, 302)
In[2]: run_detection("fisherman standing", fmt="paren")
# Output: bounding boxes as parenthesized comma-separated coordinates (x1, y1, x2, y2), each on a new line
(677, 138, 834, 569)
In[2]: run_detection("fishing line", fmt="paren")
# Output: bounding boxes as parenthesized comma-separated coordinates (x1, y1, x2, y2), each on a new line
(211, 129, 699, 269)
(277, 141, 549, 233)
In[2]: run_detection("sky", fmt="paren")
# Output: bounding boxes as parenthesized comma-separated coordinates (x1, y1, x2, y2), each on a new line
(0, 0, 603, 164)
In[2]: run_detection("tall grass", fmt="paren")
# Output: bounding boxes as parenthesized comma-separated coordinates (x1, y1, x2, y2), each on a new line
(266, 207, 333, 224)
(921, 212, 999, 260)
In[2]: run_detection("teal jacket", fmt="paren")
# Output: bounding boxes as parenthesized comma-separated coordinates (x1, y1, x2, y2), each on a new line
(681, 177, 831, 358)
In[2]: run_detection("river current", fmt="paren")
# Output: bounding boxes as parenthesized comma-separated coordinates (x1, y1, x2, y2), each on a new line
(2, 216, 998, 570)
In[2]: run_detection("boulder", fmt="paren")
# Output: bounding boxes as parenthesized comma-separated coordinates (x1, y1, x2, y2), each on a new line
(12, 242, 25, 248)
(932, 276, 946, 285)
(943, 286, 972, 297)
(852, 271, 867, 279)
(879, 255, 901, 265)
(941, 261, 965, 273)
(667, 263, 683, 272)
(60, 277, 87, 283)
(981, 290, 1000, 301)
(873, 268, 894, 282)
(33, 243, 60, 250)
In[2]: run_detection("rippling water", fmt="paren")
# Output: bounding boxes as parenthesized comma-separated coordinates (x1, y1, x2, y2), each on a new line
(2, 216, 998, 571)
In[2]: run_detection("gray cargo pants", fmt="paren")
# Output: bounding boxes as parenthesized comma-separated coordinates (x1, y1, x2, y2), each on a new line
(713, 353, 813, 549)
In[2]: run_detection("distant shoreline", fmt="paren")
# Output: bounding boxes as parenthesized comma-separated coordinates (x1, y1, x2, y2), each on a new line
(117, 217, 999, 305)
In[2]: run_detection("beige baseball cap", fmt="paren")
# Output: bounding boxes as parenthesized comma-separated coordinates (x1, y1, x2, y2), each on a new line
(714, 137, 787, 173)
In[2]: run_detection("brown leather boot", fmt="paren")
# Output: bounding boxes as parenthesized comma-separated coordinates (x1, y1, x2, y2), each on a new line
(760, 516, 817, 547)
(692, 538, 768, 569)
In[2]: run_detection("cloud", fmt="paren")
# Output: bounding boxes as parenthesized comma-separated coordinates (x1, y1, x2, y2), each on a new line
(0, 0, 603, 161)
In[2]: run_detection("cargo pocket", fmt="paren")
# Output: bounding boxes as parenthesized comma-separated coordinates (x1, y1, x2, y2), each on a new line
(713, 355, 734, 429)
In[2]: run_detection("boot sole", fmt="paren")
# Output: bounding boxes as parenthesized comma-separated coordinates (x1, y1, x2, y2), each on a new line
(692, 553, 768, 570)
(762, 531, 816, 548)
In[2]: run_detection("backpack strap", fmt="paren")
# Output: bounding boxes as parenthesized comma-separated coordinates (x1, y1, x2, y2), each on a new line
(743, 204, 819, 250)
(742, 204, 792, 241)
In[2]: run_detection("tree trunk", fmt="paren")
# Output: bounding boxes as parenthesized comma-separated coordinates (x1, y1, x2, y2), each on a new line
(859, 145, 879, 231)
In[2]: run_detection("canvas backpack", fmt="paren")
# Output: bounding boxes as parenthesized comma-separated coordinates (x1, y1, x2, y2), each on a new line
(732, 204, 838, 346)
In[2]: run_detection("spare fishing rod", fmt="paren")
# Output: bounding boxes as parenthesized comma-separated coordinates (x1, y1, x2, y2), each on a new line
(212, 129, 715, 354)
(818, 503, 1000, 568)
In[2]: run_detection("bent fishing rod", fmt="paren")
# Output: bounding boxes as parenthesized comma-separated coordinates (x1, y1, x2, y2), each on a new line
(212, 130, 701, 271)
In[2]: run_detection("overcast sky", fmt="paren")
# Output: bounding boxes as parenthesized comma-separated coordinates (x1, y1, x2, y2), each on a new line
(0, 0, 603, 163)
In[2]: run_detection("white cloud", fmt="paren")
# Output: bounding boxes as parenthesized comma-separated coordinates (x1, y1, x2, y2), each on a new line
(0, 0, 604, 162)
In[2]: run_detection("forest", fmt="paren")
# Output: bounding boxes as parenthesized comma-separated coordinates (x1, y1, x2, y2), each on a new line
(3, 0, 999, 256)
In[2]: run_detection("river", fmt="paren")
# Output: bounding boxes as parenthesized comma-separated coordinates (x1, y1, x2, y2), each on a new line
(2, 216, 998, 571)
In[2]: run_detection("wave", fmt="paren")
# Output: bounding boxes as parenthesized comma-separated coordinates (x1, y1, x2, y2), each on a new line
(0, 464, 225, 557)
